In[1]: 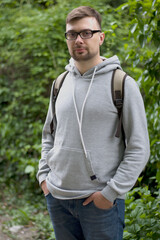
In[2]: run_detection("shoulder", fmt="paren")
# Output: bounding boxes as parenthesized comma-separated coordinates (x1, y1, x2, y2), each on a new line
(125, 75, 139, 89)
(123, 75, 145, 108)
(124, 75, 141, 96)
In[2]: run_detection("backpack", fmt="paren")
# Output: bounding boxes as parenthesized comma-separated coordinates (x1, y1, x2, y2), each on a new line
(50, 69, 127, 139)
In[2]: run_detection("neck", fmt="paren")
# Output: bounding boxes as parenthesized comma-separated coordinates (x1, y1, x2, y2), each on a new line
(75, 57, 103, 75)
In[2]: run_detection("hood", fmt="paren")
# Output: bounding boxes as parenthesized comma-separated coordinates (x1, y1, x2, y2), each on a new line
(65, 55, 122, 76)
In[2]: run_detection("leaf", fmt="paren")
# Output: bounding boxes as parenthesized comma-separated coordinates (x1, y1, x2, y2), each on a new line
(156, 170, 160, 183)
(152, 0, 157, 7)
(139, 34, 146, 48)
(130, 23, 138, 34)
(123, 231, 132, 238)
(116, 3, 128, 11)
(25, 165, 35, 174)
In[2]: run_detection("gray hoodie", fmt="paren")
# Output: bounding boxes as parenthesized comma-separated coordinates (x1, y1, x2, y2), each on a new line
(37, 55, 150, 202)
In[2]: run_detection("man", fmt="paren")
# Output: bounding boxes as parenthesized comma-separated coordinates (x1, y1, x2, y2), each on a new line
(37, 6, 150, 240)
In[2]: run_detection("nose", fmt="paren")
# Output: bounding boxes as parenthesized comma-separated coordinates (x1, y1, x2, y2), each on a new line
(75, 34, 84, 43)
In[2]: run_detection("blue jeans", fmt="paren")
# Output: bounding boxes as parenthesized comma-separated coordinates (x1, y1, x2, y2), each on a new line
(45, 193, 125, 240)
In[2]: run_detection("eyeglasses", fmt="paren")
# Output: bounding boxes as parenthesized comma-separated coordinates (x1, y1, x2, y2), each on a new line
(65, 29, 101, 40)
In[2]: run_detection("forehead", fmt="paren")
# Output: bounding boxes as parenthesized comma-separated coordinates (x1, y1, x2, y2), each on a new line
(66, 17, 100, 31)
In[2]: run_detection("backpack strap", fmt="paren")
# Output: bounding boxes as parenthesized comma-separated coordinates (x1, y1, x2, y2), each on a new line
(111, 69, 127, 138)
(50, 71, 69, 134)
(53, 71, 69, 97)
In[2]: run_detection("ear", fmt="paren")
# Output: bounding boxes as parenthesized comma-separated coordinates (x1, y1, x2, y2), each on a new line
(99, 32, 105, 46)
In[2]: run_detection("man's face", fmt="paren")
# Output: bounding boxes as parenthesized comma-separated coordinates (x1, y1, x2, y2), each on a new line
(66, 17, 104, 62)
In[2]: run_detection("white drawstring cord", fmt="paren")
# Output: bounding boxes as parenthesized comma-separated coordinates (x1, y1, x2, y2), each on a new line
(72, 67, 97, 158)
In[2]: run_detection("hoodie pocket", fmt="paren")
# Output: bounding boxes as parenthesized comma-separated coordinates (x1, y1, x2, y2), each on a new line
(47, 146, 97, 190)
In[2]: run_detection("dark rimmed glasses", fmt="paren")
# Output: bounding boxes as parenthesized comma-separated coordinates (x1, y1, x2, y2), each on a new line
(65, 29, 101, 40)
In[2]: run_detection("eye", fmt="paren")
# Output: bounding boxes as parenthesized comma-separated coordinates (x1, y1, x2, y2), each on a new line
(81, 30, 92, 37)
(68, 32, 76, 37)
(66, 31, 77, 39)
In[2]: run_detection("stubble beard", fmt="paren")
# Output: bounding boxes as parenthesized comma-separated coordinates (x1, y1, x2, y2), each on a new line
(70, 47, 97, 62)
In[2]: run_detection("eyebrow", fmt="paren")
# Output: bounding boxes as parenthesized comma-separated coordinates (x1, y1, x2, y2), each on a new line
(66, 29, 92, 33)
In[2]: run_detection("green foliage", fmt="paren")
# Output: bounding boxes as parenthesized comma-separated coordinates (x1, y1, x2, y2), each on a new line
(116, 0, 160, 190)
(0, 1, 69, 188)
(124, 185, 160, 239)
(115, 5, 160, 237)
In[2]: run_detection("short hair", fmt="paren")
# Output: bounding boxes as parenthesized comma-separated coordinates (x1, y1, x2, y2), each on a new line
(66, 6, 102, 30)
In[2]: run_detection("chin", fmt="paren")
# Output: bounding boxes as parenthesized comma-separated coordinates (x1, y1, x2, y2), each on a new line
(72, 54, 93, 62)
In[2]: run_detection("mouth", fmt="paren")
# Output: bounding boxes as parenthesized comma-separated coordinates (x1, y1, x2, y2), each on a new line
(74, 48, 86, 53)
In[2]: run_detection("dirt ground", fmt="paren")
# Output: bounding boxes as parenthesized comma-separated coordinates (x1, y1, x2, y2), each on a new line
(0, 215, 37, 240)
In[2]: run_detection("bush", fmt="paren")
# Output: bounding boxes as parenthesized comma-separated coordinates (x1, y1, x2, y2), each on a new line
(124, 184, 160, 239)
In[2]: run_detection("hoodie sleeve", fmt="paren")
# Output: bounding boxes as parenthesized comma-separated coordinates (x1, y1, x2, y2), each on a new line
(101, 76, 150, 202)
(36, 83, 55, 185)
